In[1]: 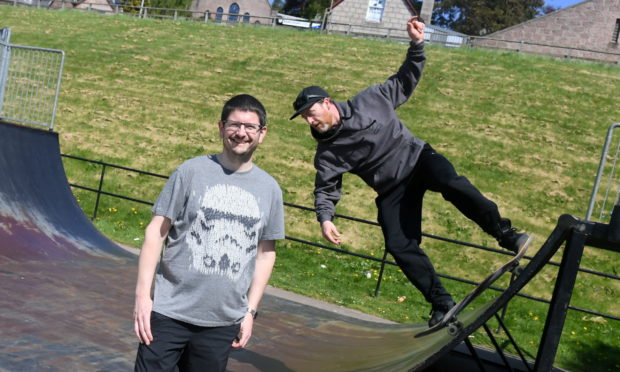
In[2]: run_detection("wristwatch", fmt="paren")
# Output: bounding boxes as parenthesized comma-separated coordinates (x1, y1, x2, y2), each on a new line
(247, 307, 258, 319)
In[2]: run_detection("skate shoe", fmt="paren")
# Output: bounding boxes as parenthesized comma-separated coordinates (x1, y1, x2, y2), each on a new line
(428, 299, 456, 327)
(497, 218, 529, 253)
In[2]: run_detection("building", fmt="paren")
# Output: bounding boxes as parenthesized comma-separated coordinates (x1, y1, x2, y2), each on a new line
(326, 0, 467, 46)
(326, 0, 420, 39)
(472, 0, 620, 63)
(190, 0, 274, 24)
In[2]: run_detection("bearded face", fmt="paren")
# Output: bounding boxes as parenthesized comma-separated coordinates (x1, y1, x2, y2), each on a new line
(301, 100, 339, 133)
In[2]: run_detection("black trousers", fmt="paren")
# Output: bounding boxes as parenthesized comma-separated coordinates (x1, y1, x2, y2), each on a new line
(376, 144, 501, 305)
(135, 312, 241, 372)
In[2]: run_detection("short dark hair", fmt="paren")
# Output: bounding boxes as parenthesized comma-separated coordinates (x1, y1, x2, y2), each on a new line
(221, 94, 267, 126)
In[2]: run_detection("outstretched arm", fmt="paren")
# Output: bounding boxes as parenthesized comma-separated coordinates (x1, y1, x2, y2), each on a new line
(407, 16, 425, 44)
(377, 17, 427, 108)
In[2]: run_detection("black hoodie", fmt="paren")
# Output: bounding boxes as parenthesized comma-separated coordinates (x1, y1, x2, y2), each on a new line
(312, 42, 427, 223)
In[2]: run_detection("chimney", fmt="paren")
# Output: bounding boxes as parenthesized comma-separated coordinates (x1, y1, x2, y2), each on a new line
(420, 0, 434, 24)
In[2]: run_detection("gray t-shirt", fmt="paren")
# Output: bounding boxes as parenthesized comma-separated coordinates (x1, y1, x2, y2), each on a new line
(151, 155, 285, 327)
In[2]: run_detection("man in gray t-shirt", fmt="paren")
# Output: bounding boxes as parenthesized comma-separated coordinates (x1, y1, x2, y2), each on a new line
(134, 94, 284, 372)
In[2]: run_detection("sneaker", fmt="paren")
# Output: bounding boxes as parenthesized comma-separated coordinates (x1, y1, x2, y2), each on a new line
(497, 218, 529, 253)
(428, 299, 456, 327)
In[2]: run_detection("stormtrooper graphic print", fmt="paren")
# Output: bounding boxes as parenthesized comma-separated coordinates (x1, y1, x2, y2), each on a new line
(187, 183, 261, 281)
(150, 155, 284, 326)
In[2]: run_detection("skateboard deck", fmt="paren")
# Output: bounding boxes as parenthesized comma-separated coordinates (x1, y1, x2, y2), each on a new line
(415, 235, 534, 338)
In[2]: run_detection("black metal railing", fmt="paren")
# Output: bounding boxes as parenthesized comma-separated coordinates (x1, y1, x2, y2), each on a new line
(61, 153, 620, 322)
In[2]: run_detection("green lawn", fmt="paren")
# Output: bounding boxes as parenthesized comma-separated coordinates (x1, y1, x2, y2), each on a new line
(1, 5, 619, 371)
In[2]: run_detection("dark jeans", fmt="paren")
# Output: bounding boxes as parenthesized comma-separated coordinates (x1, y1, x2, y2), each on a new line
(376, 144, 501, 305)
(135, 312, 241, 372)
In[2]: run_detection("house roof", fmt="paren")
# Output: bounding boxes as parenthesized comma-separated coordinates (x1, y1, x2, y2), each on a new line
(484, 0, 590, 37)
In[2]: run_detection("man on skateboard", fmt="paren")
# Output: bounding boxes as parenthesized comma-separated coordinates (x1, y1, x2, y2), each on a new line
(289, 17, 530, 326)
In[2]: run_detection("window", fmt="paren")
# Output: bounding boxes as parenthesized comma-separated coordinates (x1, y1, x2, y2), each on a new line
(216, 7, 223, 21)
(243, 12, 250, 23)
(228, 3, 240, 22)
(613, 19, 620, 44)
(366, 0, 386, 23)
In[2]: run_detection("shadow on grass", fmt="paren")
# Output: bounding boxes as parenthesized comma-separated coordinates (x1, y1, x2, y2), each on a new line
(561, 339, 620, 372)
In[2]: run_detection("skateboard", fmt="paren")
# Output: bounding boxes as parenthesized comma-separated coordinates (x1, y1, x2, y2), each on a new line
(415, 235, 534, 338)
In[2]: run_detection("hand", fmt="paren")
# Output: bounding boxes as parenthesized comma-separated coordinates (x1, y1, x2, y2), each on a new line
(407, 16, 425, 44)
(232, 313, 254, 349)
(321, 221, 342, 244)
(134, 296, 154, 345)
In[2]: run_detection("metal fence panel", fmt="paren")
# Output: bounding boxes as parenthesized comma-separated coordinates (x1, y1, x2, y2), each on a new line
(0, 27, 11, 115)
(0, 41, 65, 130)
(586, 123, 620, 222)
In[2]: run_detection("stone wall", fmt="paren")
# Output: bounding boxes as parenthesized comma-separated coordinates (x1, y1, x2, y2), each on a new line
(328, 0, 413, 39)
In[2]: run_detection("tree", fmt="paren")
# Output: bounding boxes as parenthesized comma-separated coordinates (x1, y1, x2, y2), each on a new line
(150, 0, 193, 11)
(272, 0, 286, 12)
(540, 5, 559, 15)
(281, 0, 305, 17)
(122, 0, 144, 14)
(301, 0, 331, 20)
(432, 0, 544, 36)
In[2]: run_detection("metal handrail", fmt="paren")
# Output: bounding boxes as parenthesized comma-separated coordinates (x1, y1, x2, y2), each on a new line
(61, 153, 620, 322)
(586, 123, 620, 220)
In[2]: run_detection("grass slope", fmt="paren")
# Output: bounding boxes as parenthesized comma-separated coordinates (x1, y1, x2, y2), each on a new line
(1, 6, 619, 370)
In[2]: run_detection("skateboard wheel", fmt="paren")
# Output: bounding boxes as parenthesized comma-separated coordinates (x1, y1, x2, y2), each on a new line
(447, 321, 463, 336)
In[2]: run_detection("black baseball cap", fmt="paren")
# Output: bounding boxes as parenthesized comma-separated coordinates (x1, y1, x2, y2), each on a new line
(290, 86, 330, 120)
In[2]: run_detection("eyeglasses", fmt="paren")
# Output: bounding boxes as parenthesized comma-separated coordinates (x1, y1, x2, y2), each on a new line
(223, 120, 264, 134)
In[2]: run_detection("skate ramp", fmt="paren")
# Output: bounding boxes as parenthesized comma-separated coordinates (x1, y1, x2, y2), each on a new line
(0, 120, 515, 371)
(226, 297, 489, 372)
(0, 120, 134, 262)
(0, 120, 137, 369)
